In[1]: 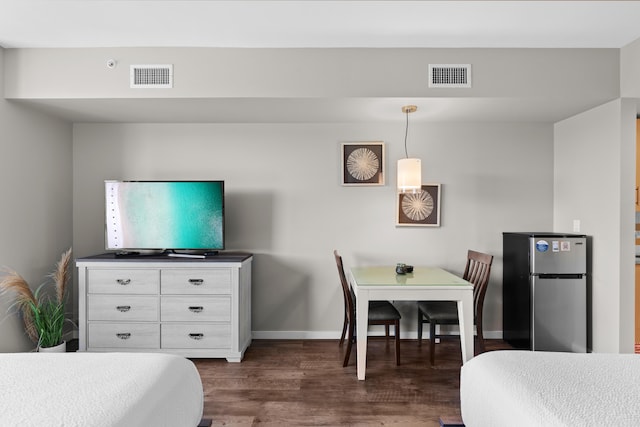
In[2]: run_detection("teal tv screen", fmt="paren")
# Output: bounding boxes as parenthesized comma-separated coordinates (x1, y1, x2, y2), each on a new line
(105, 181, 224, 251)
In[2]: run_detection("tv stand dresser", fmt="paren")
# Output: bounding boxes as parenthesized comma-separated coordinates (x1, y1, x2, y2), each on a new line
(76, 252, 252, 362)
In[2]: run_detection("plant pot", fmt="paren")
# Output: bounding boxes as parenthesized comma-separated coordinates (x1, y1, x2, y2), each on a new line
(38, 341, 66, 353)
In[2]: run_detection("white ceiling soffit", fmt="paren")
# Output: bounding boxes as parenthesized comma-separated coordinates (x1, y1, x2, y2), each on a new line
(14, 97, 603, 124)
(1, 1, 640, 49)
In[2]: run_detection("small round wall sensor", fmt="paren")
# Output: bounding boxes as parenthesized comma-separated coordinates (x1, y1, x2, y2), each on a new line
(106, 59, 117, 69)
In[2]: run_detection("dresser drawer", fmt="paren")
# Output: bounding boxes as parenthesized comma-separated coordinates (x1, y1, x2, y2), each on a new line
(161, 296, 230, 322)
(88, 323, 159, 349)
(161, 268, 232, 295)
(88, 295, 158, 321)
(87, 269, 159, 294)
(161, 323, 230, 349)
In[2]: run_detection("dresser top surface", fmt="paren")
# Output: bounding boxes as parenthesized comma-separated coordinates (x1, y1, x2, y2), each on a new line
(76, 252, 253, 264)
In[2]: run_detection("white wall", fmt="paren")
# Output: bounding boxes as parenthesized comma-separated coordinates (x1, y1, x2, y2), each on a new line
(554, 99, 636, 353)
(73, 121, 554, 337)
(621, 38, 640, 98)
(0, 48, 73, 352)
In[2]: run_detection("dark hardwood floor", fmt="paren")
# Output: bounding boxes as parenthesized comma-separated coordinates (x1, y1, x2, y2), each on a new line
(192, 338, 512, 426)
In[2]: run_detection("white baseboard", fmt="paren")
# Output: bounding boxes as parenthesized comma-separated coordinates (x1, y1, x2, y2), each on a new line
(252, 331, 340, 340)
(252, 330, 503, 340)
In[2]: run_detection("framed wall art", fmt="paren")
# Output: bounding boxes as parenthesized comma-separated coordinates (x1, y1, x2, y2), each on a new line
(341, 142, 384, 186)
(396, 183, 441, 227)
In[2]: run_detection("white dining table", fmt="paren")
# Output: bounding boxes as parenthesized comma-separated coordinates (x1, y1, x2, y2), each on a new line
(348, 266, 474, 380)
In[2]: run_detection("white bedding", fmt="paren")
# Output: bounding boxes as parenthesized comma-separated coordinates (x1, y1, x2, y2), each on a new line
(460, 350, 640, 427)
(0, 352, 204, 427)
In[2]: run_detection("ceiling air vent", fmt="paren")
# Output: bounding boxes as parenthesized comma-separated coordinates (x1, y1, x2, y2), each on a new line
(130, 64, 173, 88)
(428, 64, 471, 88)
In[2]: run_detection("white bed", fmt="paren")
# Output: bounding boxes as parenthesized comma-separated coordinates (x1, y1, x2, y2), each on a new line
(460, 350, 640, 427)
(0, 352, 204, 427)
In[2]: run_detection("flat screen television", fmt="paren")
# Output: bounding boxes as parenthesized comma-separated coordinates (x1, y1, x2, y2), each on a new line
(105, 180, 224, 253)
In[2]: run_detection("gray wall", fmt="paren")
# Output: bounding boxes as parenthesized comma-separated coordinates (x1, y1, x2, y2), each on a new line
(0, 48, 73, 352)
(554, 99, 637, 353)
(4, 44, 637, 348)
(4, 47, 618, 104)
(72, 121, 554, 337)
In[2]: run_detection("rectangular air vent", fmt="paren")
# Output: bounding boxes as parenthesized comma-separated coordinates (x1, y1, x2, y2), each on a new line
(130, 64, 173, 88)
(428, 64, 471, 88)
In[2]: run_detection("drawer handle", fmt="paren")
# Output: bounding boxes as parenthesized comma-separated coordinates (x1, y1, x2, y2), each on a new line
(188, 306, 204, 313)
(116, 279, 131, 286)
(188, 333, 204, 340)
(116, 333, 131, 340)
(116, 305, 131, 312)
(188, 279, 204, 285)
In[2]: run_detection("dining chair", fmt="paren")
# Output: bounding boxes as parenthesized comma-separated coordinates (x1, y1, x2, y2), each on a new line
(334, 250, 401, 367)
(416, 249, 493, 366)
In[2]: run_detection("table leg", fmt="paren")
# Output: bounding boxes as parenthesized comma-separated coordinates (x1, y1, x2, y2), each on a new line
(457, 291, 474, 364)
(356, 290, 369, 380)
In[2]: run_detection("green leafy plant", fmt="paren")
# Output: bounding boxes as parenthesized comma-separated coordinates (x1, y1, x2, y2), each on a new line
(0, 248, 72, 349)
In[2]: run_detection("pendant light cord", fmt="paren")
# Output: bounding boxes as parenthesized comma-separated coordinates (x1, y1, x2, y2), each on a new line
(404, 109, 409, 158)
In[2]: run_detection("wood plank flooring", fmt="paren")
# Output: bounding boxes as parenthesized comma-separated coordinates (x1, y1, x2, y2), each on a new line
(192, 338, 512, 426)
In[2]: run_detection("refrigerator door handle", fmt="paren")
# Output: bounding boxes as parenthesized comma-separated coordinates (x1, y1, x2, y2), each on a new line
(536, 273, 585, 279)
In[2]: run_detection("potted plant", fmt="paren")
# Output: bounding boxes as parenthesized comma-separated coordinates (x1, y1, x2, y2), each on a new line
(0, 248, 72, 351)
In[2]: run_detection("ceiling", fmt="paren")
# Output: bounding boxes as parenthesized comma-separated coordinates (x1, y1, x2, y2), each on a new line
(2, 1, 640, 49)
(2, 1, 640, 123)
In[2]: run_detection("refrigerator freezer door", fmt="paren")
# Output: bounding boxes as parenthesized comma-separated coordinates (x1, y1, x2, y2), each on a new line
(529, 237, 586, 274)
(531, 276, 587, 352)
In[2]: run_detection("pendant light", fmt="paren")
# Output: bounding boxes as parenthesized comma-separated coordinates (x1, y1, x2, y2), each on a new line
(397, 105, 422, 193)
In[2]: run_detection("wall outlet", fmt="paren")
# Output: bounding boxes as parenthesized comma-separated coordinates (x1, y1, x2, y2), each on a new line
(573, 219, 581, 232)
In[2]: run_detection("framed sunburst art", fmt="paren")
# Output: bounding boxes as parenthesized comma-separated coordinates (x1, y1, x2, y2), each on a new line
(396, 184, 441, 227)
(341, 142, 384, 186)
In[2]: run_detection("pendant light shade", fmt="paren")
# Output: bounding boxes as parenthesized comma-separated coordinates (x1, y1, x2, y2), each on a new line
(397, 158, 422, 193)
(397, 105, 422, 193)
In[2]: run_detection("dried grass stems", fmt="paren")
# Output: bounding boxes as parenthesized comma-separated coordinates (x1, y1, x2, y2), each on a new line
(0, 248, 72, 347)
(50, 247, 72, 307)
(0, 271, 39, 342)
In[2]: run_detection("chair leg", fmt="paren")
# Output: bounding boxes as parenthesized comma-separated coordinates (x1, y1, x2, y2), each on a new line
(429, 321, 436, 367)
(417, 308, 423, 346)
(339, 311, 348, 346)
(385, 324, 390, 342)
(343, 320, 354, 367)
(476, 319, 485, 354)
(394, 319, 400, 366)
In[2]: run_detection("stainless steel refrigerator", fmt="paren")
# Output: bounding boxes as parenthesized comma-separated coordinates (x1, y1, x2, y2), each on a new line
(503, 232, 588, 352)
